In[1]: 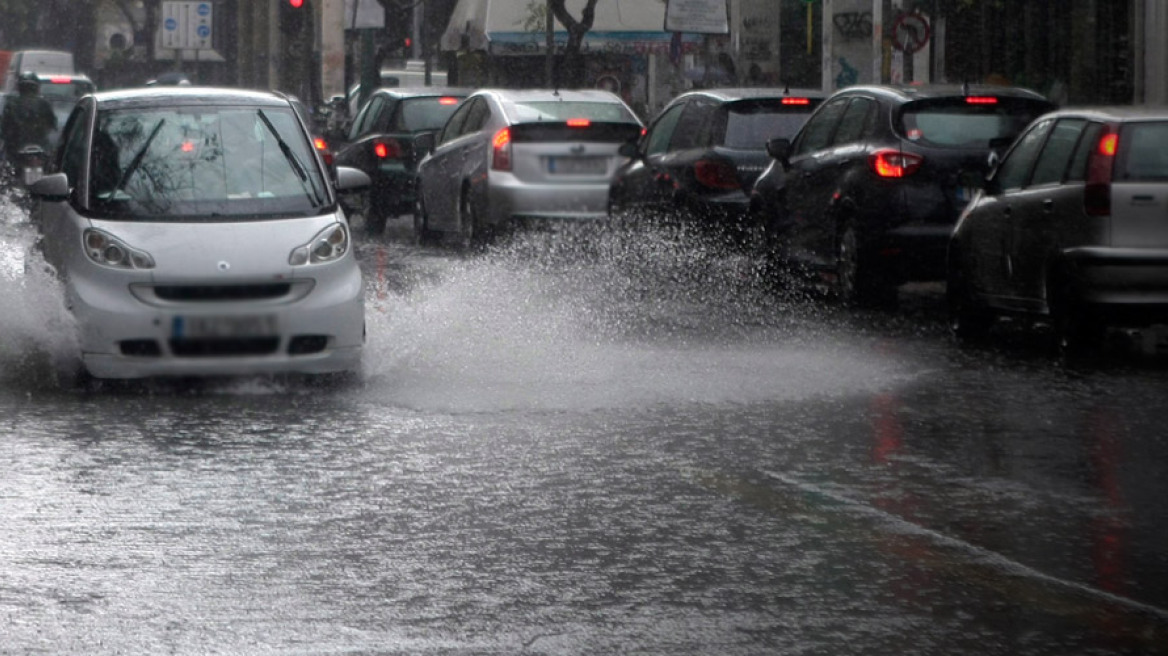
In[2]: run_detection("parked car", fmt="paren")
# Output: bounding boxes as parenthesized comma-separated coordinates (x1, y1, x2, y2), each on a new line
(0, 49, 78, 131)
(752, 84, 1056, 306)
(331, 87, 471, 234)
(608, 87, 824, 238)
(414, 88, 643, 246)
(948, 107, 1168, 351)
(28, 86, 371, 380)
(34, 72, 95, 148)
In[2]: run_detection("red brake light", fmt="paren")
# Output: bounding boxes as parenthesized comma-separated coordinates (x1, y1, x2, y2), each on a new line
(439, 97, 458, 105)
(1085, 127, 1118, 217)
(694, 158, 741, 190)
(965, 96, 998, 105)
(782, 97, 811, 106)
(180, 140, 195, 153)
(491, 127, 512, 171)
(49, 76, 71, 84)
(566, 118, 591, 127)
(313, 137, 328, 151)
(870, 150, 923, 178)
(374, 139, 402, 159)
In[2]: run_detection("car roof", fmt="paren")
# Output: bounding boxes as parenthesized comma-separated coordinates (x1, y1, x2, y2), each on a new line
(369, 87, 474, 99)
(830, 83, 1051, 103)
(475, 88, 627, 104)
(1035, 105, 1168, 122)
(669, 87, 828, 103)
(92, 86, 294, 110)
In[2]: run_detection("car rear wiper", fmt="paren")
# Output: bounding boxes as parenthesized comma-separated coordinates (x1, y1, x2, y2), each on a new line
(256, 109, 324, 208)
(109, 118, 165, 198)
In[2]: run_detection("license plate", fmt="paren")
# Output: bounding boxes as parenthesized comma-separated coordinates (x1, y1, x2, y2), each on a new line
(547, 156, 606, 175)
(172, 315, 277, 339)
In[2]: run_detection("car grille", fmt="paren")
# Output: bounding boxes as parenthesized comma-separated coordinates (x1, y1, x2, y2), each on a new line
(153, 284, 293, 302)
(169, 337, 281, 357)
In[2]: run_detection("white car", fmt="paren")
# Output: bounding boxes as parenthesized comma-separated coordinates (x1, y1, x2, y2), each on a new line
(414, 88, 644, 246)
(29, 87, 370, 380)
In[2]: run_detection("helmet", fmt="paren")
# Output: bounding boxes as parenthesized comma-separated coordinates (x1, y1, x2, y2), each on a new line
(17, 71, 40, 93)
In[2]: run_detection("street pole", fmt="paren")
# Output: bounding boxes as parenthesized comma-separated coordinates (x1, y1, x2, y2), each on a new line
(545, 0, 554, 87)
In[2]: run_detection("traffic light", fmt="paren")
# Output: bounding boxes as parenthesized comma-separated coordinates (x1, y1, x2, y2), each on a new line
(289, 0, 304, 7)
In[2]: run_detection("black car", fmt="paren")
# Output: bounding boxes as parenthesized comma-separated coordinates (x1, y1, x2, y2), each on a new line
(607, 87, 824, 238)
(331, 87, 471, 234)
(752, 84, 1056, 306)
(948, 107, 1168, 350)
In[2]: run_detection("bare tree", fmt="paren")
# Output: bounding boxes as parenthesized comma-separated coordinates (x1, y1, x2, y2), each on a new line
(548, 0, 599, 88)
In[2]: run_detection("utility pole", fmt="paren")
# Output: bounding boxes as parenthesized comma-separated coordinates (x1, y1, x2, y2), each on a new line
(545, 0, 555, 87)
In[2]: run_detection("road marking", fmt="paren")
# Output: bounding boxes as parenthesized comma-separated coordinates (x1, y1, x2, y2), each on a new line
(762, 468, 1168, 622)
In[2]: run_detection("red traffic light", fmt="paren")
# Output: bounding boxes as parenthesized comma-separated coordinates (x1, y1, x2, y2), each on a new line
(289, 0, 303, 7)
(404, 37, 412, 48)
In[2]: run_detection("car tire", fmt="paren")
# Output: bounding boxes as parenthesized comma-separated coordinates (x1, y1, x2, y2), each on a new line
(946, 264, 993, 342)
(836, 221, 896, 308)
(1051, 278, 1104, 356)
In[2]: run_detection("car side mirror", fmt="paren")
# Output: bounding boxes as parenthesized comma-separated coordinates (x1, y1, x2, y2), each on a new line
(765, 137, 792, 168)
(618, 140, 640, 158)
(334, 166, 371, 193)
(29, 172, 69, 201)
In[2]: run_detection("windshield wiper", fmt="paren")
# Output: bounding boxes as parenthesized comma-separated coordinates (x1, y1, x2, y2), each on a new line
(256, 109, 323, 208)
(109, 118, 165, 199)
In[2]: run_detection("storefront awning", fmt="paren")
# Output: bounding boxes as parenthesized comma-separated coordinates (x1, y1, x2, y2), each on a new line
(440, 0, 701, 55)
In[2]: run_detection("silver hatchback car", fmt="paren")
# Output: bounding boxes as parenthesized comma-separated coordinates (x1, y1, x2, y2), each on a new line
(30, 87, 370, 379)
(414, 88, 643, 246)
(948, 107, 1168, 349)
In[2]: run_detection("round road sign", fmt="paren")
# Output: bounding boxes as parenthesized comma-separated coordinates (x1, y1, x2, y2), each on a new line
(892, 12, 931, 53)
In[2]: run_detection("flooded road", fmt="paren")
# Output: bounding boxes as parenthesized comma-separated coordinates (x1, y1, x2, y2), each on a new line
(2, 203, 1168, 655)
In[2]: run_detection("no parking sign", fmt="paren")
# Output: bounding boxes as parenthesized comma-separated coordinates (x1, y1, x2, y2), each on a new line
(892, 12, 930, 53)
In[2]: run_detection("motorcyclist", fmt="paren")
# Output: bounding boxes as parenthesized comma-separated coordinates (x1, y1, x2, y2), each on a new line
(1, 71, 58, 165)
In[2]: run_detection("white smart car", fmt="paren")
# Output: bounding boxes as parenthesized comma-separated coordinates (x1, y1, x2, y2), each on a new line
(29, 87, 370, 380)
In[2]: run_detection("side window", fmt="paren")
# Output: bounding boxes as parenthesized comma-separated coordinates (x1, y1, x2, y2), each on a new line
(645, 103, 686, 156)
(794, 97, 850, 155)
(1030, 119, 1087, 186)
(832, 97, 875, 146)
(993, 119, 1054, 191)
(439, 99, 475, 144)
(370, 99, 398, 133)
(461, 99, 490, 135)
(1066, 122, 1104, 182)
(58, 100, 90, 184)
(671, 100, 713, 150)
(348, 95, 383, 140)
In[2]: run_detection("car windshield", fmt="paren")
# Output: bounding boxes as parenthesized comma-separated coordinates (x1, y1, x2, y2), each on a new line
(510, 100, 638, 123)
(723, 100, 820, 149)
(88, 105, 328, 220)
(898, 97, 1053, 148)
(395, 97, 463, 132)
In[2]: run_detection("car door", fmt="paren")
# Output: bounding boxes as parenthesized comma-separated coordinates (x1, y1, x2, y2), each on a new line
(964, 118, 1054, 305)
(37, 98, 91, 271)
(779, 96, 853, 269)
(610, 100, 688, 214)
(421, 96, 490, 231)
(1008, 118, 1091, 307)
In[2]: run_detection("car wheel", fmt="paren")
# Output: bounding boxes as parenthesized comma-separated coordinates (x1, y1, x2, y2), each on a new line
(413, 193, 438, 246)
(1051, 279, 1104, 356)
(364, 205, 388, 237)
(836, 221, 896, 308)
(947, 265, 993, 342)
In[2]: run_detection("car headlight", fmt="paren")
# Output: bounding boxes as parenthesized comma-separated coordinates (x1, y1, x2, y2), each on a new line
(289, 222, 350, 266)
(83, 229, 155, 269)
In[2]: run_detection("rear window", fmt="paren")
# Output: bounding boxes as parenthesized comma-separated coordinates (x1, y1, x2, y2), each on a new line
(39, 79, 93, 101)
(722, 99, 821, 149)
(1117, 122, 1168, 181)
(510, 100, 638, 124)
(395, 97, 464, 132)
(898, 97, 1054, 148)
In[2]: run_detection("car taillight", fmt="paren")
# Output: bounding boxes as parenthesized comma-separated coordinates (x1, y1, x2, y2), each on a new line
(566, 118, 591, 127)
(965, 96, 998, 105)
(782, 97, 811, 105)
(491, 127, 512, 171)
(870, 150, 923, 178)
(693, 158, 741, 190)
(373, 138, 402, 160)
(439, 97, 459, 105)
(1085, 127, 1118, 217)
